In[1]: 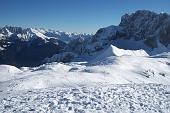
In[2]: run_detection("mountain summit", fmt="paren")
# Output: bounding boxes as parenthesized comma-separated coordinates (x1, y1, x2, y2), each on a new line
(68, 10, 170, 56)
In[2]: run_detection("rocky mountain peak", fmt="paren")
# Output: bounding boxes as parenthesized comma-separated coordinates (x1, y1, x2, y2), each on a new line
(119, 10, 170, 47)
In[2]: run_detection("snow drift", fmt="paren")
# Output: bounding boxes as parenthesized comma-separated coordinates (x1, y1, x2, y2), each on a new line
(103, 45, 148, 56)
(94, 45, 149, 61)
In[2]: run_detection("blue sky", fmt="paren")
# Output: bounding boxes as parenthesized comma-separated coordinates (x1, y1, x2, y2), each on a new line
(0, 0, 170, 33)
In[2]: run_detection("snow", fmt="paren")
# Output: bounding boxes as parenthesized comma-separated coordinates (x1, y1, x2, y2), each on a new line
(5, 28, 13, 36)
(30, 28, 47, 39)
(151, 42, 170, 55)
(0, 46, 169, 90)
(0, 49, 170, 112)
(0, 84, 169, 113)
(0, 46, 4, 50)
(35, 28, 47, 34)
(95, 25, 124, 41)
(0, 52, 170, 91)
(1, 10, 170, 112)
(0, 34, 4, 37)
(0, 65, 22, 82)
(95, 45, 148, 59)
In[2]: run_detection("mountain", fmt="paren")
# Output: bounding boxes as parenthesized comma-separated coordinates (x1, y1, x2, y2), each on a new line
(1, 10, 170, 112)
(0, 26, 91, 43)
(1, 10, 170, 66)
(68, 10, 170, 56)
(0, 26, 91, 67)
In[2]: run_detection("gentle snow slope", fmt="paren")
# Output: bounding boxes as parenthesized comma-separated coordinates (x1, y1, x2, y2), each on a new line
(0, 65, 22, 82)
(0, 46, 170, 91)
(0, 54, 170, 91)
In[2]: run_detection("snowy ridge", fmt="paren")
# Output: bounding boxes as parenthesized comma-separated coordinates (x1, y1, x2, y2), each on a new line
(30, 28, 47, 39)
(96, 45, 148, 58)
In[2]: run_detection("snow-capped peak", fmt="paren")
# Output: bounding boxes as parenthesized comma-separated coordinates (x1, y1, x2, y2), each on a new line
(30, 28, 47, 39)
(5, 28, 13, 36)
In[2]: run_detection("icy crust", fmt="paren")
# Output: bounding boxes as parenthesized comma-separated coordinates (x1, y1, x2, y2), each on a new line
(0, 84, 169, 113)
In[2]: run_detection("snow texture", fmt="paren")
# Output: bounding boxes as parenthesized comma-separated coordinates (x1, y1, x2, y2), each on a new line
(0, 84, 169, 113)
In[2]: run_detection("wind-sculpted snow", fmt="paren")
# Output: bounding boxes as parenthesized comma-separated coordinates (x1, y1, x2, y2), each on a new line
(93, 45, 148, 61)
(0, 84, 169, 113)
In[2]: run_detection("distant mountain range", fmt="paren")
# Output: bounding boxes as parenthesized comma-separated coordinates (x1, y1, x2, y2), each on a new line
(1, 10, 170, 67)
(0, 26, 91, 67)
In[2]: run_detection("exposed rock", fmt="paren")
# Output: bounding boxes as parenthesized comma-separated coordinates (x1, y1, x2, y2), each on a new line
(119, 10, 170, 46)
(70, 10, 170, 55)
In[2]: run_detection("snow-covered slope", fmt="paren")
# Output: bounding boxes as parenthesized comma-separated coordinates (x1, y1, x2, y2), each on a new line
(0, 65, 22, 82)
(1, 38, 170, 113)
(96, 45, 148, 58)
(0, 51, 170, 112)
(0, 51, 170, 91)
(30, 28, 47, 39)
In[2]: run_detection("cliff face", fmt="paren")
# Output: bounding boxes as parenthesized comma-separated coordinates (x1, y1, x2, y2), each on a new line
(119, 10, 170, 47)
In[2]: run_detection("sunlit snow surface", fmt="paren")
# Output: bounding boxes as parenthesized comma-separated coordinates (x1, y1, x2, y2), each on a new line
(0, 47, 170, 112)
(0, 84, 170, 113)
